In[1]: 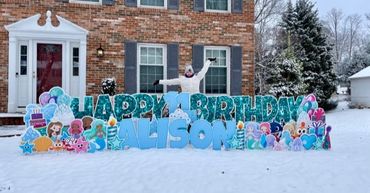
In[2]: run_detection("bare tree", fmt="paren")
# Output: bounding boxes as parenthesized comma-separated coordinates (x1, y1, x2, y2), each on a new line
(324, 8, 347, 68)
(254, 0, 285, 94)
(365, 13, 370, 28)
(255, 0, 285, 25)
(346, 14, 362, 61)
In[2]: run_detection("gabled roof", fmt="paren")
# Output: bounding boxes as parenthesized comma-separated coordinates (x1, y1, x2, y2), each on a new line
(5, 10, 88, 35)
(349, 66, 370, 80)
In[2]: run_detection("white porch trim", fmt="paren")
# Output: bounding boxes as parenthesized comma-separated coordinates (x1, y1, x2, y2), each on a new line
(4, 10, 88, 113)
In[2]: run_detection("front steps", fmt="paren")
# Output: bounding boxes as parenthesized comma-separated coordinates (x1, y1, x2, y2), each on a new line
(0, 113, 25, 126)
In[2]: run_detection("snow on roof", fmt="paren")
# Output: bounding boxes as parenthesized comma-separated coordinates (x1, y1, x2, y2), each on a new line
(349, 66, 370, 79)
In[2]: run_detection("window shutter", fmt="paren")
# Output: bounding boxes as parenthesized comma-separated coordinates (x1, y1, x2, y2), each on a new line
(102, 0, 115, 5)
(230, 46, 242, 95)
(168, 0, 180, 10)
(193, 0, 204, 11)
(231, 0, 243, 13)
(124, 41, 138, 94)
(167, 43, 180, 91)
(192, 44, 204, 93)
(125, 0, 137, 7)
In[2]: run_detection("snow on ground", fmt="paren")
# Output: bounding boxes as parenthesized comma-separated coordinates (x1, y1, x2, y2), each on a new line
(1, 102, 370, 193)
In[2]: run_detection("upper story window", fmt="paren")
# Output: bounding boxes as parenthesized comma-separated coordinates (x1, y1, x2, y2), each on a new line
(138, 0, 167, 8)
(137, 44, 167, 93)
(204, 46, 230, 94)
(205, 0, 231, 12)
(70, 0, 102, 5)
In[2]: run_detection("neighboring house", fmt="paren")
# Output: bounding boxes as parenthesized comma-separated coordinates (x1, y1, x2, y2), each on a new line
(0, 0, 255, 113)
(349, 66, 370, 107)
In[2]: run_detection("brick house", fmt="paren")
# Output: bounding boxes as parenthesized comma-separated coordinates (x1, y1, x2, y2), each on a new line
(0, 0, 254, 113)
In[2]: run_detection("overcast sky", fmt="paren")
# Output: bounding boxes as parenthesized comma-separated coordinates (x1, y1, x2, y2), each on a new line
(292, 0, 370, 18)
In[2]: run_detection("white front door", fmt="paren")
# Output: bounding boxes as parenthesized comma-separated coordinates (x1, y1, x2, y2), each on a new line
(16, 42, 64, 111)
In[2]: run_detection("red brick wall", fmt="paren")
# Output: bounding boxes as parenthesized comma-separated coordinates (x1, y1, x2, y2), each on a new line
(0, 0, 254, 112)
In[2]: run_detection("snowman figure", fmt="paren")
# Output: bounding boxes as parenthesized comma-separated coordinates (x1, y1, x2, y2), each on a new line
(153, 58, 216, 93)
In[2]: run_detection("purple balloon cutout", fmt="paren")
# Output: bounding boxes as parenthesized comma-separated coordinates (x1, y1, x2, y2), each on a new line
(39, 92, 51, 106)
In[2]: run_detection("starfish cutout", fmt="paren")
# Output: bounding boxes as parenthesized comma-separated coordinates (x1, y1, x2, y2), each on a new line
(226, 135, 239, 150)
(20, 141, 34, 154)
(71, 138, 89, 153)
(108, 136, 125, 150)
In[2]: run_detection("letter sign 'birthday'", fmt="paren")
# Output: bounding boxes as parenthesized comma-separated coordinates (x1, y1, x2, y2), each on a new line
(19, 87, 332, 155)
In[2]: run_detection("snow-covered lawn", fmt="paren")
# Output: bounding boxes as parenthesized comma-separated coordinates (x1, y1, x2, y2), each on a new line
(1, 102, 370, 193)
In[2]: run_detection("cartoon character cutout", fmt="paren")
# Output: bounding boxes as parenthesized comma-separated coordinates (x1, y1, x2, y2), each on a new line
(84, 119, 107, 150)
(68, 119, 84, 139)
(270, 121, 283, 142)
(295, 112, 310, 138)
(260, 122, 271, 135)
(47, 121, 63, 141)
(245, 122, 256, 136)
(49, 139, 64, 152)
(245, 122, 262, 149)
(71, 138, 89, 153)
(283, 121, 296, 138)
(82, 116, 94, 131)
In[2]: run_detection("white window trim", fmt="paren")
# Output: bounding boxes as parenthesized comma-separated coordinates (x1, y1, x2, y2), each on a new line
(204, 0, 231, 13)
(71, 43, 80, 77)
(138, 0, 168, 9)
(137, 43, 167, 94)
(203, 46, 231, 95)
(18, 41, 29, 76)
(70, 0, 102, 5)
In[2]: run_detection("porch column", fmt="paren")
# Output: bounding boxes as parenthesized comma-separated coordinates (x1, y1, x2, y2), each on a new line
(65, 41, 71, 93)
(79, 40, 87, 101)
(8, 36, 17, 112)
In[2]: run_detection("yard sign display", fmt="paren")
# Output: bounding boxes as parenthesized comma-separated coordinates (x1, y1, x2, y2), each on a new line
(19, 87, 332, 155)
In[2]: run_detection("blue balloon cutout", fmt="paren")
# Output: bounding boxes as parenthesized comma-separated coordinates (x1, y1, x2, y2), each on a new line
(49, 86, 64, 97)
(57, 94, 72, 106)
